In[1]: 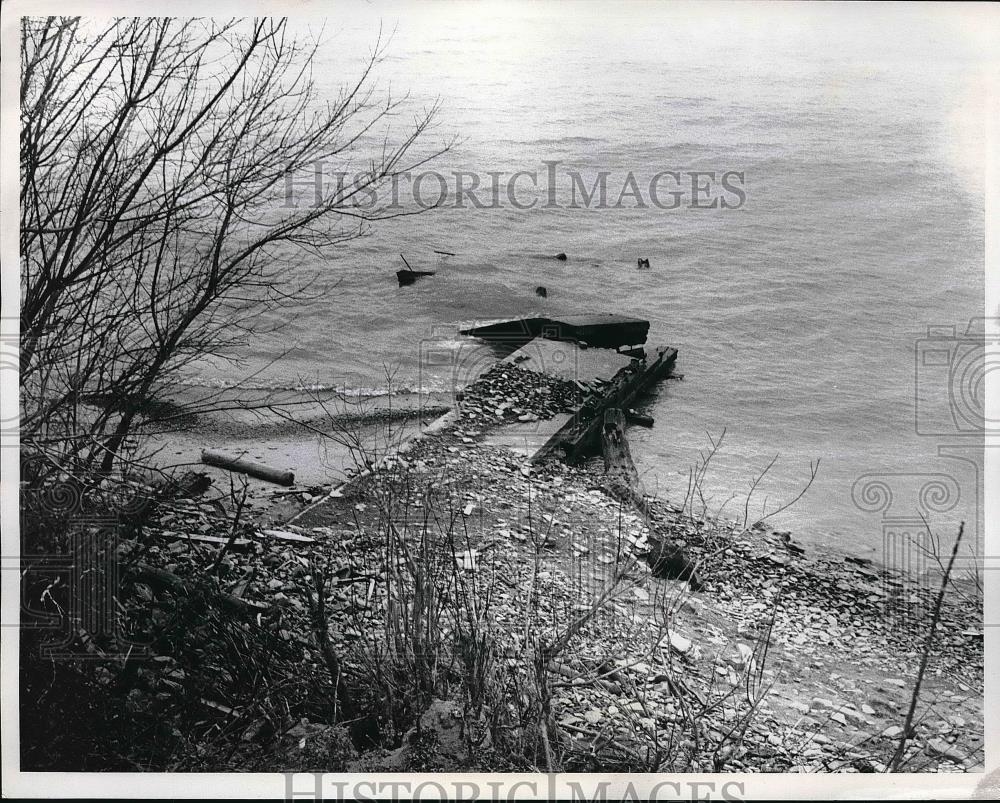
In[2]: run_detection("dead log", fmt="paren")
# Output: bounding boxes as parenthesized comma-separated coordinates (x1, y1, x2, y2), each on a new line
(154, 531, 252, 550)
(262, 528, 316, 544)
(126, 563, 268, 617)
(118, 470, 214, 528)
(602, 408, 640, 496)
(600, 408, 703, 591)
(559, 346, 676, 462)
(201, 449, 294, 486)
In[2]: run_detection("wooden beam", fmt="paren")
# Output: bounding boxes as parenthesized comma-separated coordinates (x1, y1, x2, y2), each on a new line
(201, 449, 294, 486)
(556, 346, 676, 463)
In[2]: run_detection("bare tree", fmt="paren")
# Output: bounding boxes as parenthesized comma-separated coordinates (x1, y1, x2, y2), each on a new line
(19, 16, 449, 478)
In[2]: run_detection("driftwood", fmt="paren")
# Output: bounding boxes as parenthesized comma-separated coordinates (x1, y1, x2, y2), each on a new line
(625, 409, 654, 428)
(126, 563, 268, 617)
(600, 407, 703, 591)
(201, 449, 294, 486)
(262, 528, 316, 544)
(602, 408, 641, 503)
(154, 531, 252, 550)
(119, 470, 214, 526)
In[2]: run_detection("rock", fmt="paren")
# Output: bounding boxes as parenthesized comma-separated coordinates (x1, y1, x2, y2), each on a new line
(882, 725, 903, 738)
(861, 704, 876, 716)
(646, 539, 703, 590)
(583, 709, 603, 724)
(668, 630, 692, 654)
(454, 549, 478, 571)
(682, 596, 704, 614)
(925, 738, 966, 763)
(735, 643, 754, 667)
(830, 712, 847, 726)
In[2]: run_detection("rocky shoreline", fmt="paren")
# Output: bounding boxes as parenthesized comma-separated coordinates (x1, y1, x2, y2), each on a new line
(291, 430, 981, 772)
(114, 361, 983, 773)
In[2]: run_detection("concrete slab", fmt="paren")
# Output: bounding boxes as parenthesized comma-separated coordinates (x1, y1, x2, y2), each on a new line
(482, 413, 574, 460)
(502, 338, 633, 384)
(460, 314, 649, 349)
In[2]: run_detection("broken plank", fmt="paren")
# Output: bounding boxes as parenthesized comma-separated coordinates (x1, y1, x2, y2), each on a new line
(155, 531, 252, 550)
(554, 346, 677, 463)
(262, 528, 317, 544)
(127, 564, 268, 616)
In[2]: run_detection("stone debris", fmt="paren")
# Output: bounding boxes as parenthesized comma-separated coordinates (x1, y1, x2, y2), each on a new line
(122, 357, 983, 773)
(457, 363, 583, 426)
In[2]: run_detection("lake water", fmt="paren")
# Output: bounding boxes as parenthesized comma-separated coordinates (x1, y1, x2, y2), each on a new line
(185, 3, 987, 558)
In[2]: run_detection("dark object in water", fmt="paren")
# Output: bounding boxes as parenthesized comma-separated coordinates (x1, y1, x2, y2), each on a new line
(625, 408, 654, 428)
(460, 313, 649, 349)
(535, 286, 548, 298)
(397, 253, 435, 286)
(637, 257, 650, 269)
(433, 249, 456, 256)
(396, 269, 435, 286)
(778, 530, 806, 555)
(555, 252, 568, 261)
(646, 538, 703, 590)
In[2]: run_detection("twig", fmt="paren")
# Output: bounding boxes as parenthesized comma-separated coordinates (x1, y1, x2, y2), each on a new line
(887, 521, 964, 772)
(210, 477, 250, 575)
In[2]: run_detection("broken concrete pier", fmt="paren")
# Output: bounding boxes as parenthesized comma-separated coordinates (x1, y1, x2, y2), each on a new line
(460, 313, 650, 350)
(477, 337, 676, 463)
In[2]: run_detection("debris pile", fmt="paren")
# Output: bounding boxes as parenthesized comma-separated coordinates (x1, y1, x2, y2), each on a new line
(458, 363, 583, 425)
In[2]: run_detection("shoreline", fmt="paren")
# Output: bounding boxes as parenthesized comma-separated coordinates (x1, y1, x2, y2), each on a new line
(57, 351, 982, 772)
(144, 379, 971, 582)
(187, 366, 983, 769)
(288, 421, 983, 772)
(141, 384, 453, 506)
